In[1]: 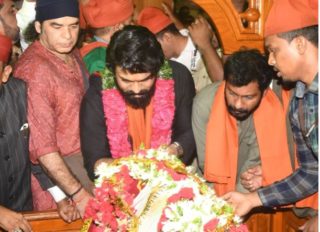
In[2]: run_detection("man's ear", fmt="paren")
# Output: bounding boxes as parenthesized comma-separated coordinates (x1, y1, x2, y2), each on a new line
(35, 21, 42, 34)
(162, 32, 172, 42)
(294, 36, 307, 55)
(112, 23, 120, 32)
(1, 65, 12, 83)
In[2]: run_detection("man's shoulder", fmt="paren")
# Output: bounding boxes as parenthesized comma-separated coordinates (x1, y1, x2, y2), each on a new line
(84, 46, 107, 60)
(83, 46, 107, 74)
(14, 43, 51, 76)
(168, 60, 189, 79)
(6, 76, 25, 89)
(168, 60, 192, 81)
(3, 77, 27, 102)
(8, 76, 25, 85)
(18, 41, 45, 60)
(168, 59, 187, 70)
(194, 82, 221, 103)
(168, 60, 196, 95)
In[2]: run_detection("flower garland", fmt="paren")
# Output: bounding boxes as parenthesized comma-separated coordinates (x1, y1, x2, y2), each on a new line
(99, 61, 175, 158)
(82, 147, 248, 232)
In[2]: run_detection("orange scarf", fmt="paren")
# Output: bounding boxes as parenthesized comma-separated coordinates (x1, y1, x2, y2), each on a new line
(127, 99, 153, 151)
(204, 82, 292, 196)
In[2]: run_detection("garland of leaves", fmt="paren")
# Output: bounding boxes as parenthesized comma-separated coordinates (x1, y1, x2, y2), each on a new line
(99, 60, 173, 90)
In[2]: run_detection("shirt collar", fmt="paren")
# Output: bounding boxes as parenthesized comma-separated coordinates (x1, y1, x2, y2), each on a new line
(93, 36, 109, 45)
(308, 73, 318, 94)
(295, 73, 318, 98)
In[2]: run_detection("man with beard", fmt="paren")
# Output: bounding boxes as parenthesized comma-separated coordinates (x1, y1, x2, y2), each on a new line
(80, 25, 196, 181)
(192, 49, 293, 196)
(0, 0, 19, 42)
(223, 0, 318, 231)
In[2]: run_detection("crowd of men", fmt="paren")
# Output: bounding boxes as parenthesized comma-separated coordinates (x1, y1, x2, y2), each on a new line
(0, 0, 317, 231)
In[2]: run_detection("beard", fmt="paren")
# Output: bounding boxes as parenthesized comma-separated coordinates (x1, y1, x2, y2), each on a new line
(119, 84, 155, 109)
(225, 95, 262, 121)
(0, 17, 19, 43)
(226, 105, 251, 121)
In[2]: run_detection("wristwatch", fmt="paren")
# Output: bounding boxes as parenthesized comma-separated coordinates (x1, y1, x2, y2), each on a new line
(172, 142, 183, 157)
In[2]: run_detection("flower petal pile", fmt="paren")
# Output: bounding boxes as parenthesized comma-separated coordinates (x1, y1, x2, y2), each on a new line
(83, 147, 248, 232)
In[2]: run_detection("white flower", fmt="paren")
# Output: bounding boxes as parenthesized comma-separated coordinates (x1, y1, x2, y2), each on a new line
(94, 163, 120, 187)
(90, 147, 243, 232)
(233, 215, 243, 224)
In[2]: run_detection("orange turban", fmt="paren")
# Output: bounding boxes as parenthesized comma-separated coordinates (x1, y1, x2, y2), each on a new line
(79, 0, 134, 29)
(137, 7, 172, 34)
(265, 0, 318, 37)
(0, 34, 12, 63)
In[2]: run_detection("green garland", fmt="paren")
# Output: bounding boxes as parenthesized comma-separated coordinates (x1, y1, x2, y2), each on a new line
(158, 60, 173, 80)
(99, 60, 173, 90)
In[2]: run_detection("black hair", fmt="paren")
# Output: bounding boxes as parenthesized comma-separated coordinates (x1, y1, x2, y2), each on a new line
(224, 49, 275, 92)
(24, 20, 39, 43)
(278, 25, 318, 48)
(106, 25, 164, 76)
(156, 23, 181, 39)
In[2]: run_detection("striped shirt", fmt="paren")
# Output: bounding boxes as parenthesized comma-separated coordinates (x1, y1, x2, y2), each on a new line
(0, 77, 32, 211)
(258, 74, 318, 206)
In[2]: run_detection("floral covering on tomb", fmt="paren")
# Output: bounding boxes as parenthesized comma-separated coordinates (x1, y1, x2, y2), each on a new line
(82, 147, 248, 232)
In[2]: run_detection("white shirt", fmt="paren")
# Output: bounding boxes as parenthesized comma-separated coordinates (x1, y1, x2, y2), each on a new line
(171, 35, 212, 92)
(16, 0, 36, 51)
(171, 36, 201, 73)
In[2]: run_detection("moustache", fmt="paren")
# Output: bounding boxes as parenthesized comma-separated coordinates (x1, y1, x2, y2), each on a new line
(227, 105, 250, 120)
(124, 90, 149, 97)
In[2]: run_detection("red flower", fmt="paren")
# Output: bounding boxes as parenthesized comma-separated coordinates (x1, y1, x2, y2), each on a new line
(167, 187, 194, 203)
(204, 218, 219, 231)
(157, 209, 168, 232)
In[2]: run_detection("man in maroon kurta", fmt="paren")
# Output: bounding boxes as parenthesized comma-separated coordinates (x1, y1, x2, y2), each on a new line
(14, 0, 92, 217)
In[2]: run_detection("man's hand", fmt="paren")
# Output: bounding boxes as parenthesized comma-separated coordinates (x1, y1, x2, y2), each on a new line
(167, 142, 183, 157)
(167, 144, 178, 156)
(240, 165, 263, 192)
(188, 16, 213, 50)
(0, 206, 32, 232)
(161, 2, 174, 19)
(222, 191, 262, 216)
(72, 188, 92, 218)
(161, 2, 185, 30)
(188, 16, 224, 82)
(299, 215, 318, 232)
(57, 198, 80, 223)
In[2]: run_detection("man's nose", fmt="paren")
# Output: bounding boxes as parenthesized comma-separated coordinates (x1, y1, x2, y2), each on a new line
(62, 27, 72, 39)
(131, 82, 141, 94)
(234, 98, 244, 109)
(268, 54, 276, 66)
